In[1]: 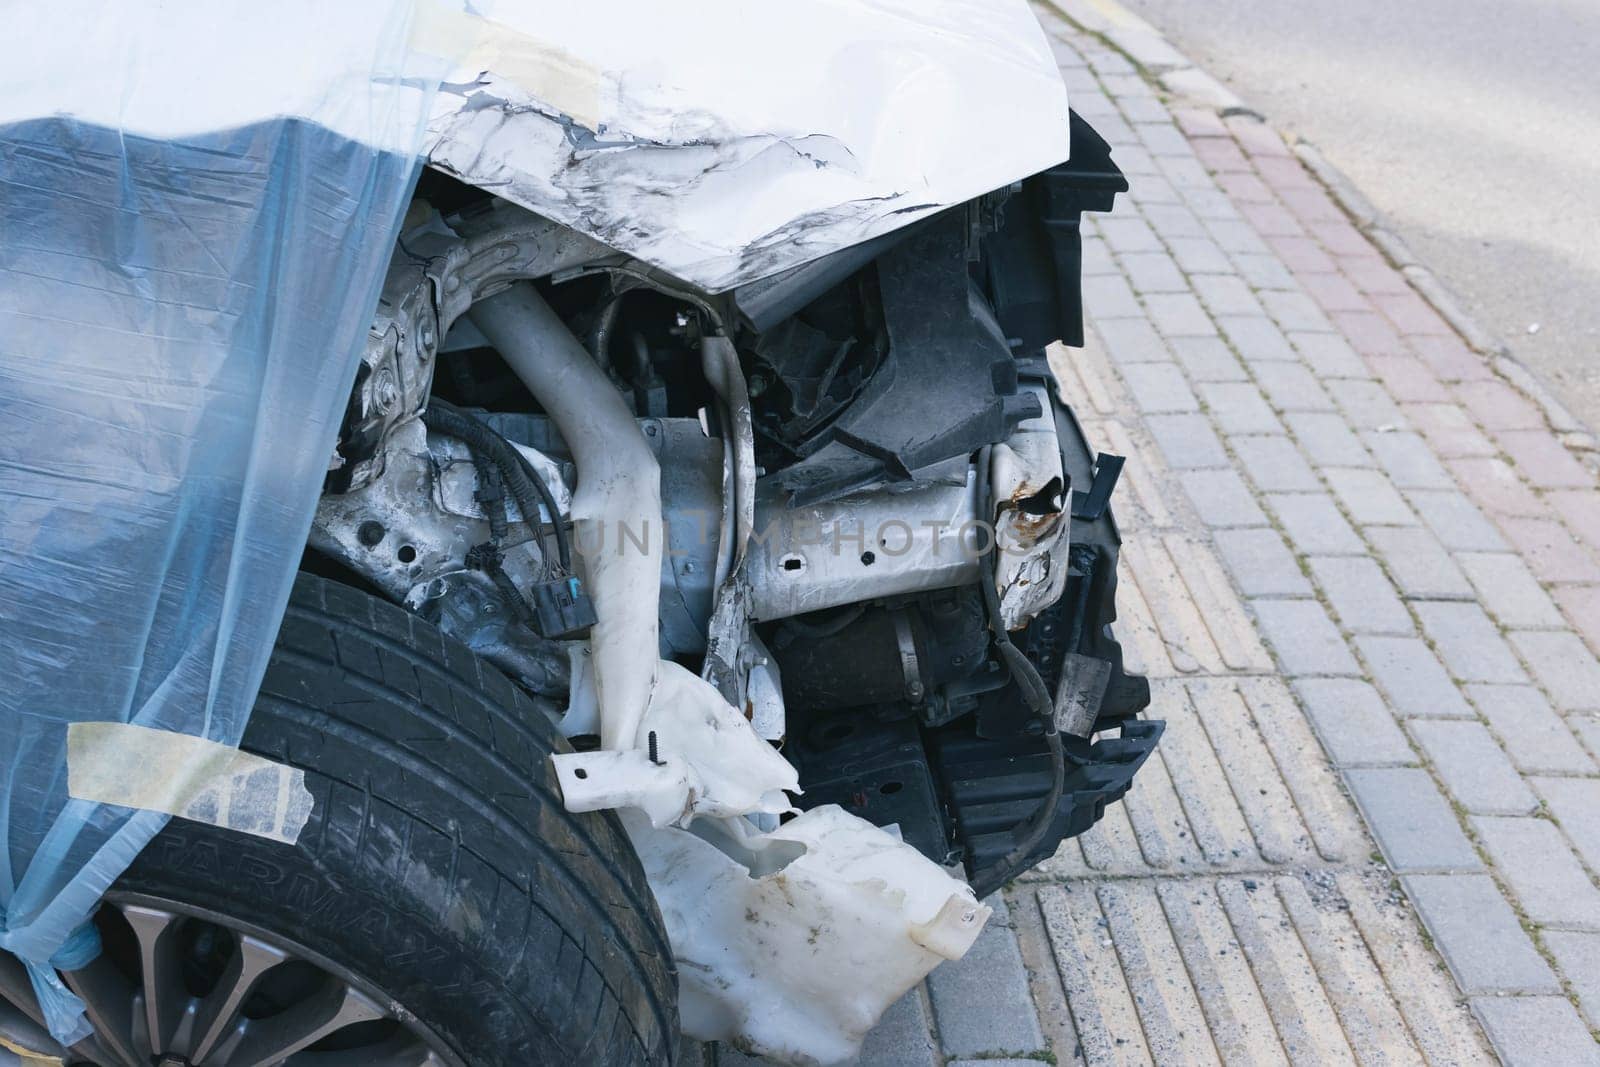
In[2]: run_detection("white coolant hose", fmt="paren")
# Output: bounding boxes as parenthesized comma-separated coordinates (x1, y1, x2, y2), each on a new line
(469, 282, 661, 752)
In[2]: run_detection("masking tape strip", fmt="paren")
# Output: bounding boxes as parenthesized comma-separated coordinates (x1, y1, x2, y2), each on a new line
(412, 1, 602, 130)
(0, 1032, 65, 1067)
(66, 723, 313, 845)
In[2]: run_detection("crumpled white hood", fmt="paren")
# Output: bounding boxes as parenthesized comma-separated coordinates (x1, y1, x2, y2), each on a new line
(421, 0, 1073, 290)
(6, 0, 1072, 293)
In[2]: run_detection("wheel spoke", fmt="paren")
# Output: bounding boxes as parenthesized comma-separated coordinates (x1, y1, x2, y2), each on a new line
(119, 904, 186, 1056)
(61, 898, 455, 1066)
(188, 933, 288, 1064)
(62, 954, 145, 1067)
(224, 981, 386, 1067)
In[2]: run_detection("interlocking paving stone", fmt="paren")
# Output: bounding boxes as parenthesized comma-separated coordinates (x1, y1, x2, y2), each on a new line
(1145, 413, 1231, 469)
(1170, 334, 1250, 382)
(1473, 816, 1600, 928)
(926, 898, 1046, 1058)
(1508, 630, 1600, 711)
(1179, 468, 1270, 528)
(1499, 516, 1600, 583)
(1326, 380, 1407, 432)
(1407, 401, 1498, 458)
(849, 992, 940, 1067)
(1289, 332, 1369, 379)
(1200, 381, 1282, 435)
(1470, 997, 1600, 1067)
(1146, 291, 1219, 337)
(1555, 584, 1600, 658)
(1467, 684, 1596, 774)
(1192, 273, 1265, 317)
(1307, 555, 1414, 636)
(1322, 467, 1417, 526)
(1082, 273, 1143, 318)
(1145, 203, 1207, 239)
(1233, 252, 1297, 290)
(1251, 598, 1361, 676)
(1405, 489, 1510, 552)
(1293, 678, 1416, 767)
(1455, 379, 1548, 430)
(1354, 636, 1474, 718)
(1365, 526, 1474, 599)
(1363, 431, 1456, 490)
(1448, 455, 1547, 517)
(1530, 776, 1600, 873)
(1122, 250, 1189, 293)
(1345, 768, 1480, 871)
(1219, 315, 1298, 364)
(1253, 362, 1336, 413)
(1549, 488, 1600, 552)
(1413, 601, 1528, 684)
(1232, 435, 1321, 492)
(1455, 553, 1566, 629)
(1215, 528, 1312, 597)
(1407, 720, 1537, 814)
(1266, 492, 1365, 555)
(1543, 931, 1600, 1029)
(1369, 356, 1451, 403)
(1497, 429, 1597, 490)
(1100, 215, 1163, 253)
(1404, 874, 1558, 994)
(1096, 316, 1171, 364)
(1122, 361, 1201, 413)
(1283, 412, 1370, 468)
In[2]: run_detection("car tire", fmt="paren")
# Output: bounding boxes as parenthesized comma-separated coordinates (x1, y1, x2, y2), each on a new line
(99, 572, 678, 1066)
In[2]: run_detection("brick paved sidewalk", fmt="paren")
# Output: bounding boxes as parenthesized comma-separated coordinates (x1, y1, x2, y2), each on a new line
(704, 8, 1600, 1065)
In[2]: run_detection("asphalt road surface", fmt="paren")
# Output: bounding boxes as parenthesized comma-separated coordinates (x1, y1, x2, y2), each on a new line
(1117, 0, 1600, 433)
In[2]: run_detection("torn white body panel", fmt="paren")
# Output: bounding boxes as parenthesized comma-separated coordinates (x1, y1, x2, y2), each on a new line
(552, 660, 797, 827)
(993, 383, 1072, 631)
(624, 807, 991, 1066)
(421, 0, 1072, 290)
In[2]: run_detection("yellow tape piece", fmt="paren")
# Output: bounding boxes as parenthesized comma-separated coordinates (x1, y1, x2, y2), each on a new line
(0, 1032, 65, 1066)
(412, 1, 602, 129)
(67, 723, 312, 845)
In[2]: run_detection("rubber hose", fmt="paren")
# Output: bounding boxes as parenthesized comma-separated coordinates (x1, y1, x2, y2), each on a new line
(422, 399, 571, 571)
(969, 444, 1067, 899)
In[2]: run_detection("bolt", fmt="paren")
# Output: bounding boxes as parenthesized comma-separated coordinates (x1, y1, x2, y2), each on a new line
(648, 731, 664, 766)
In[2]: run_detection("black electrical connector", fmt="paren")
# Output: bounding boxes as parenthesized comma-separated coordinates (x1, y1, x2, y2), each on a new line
(527, 575, 598, 641)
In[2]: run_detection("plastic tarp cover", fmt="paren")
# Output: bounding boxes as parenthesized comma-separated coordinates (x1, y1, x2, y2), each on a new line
(0, 0, 445, 1044)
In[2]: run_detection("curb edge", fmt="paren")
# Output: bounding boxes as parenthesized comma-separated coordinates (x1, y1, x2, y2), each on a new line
(1041, 0, 1597, 453)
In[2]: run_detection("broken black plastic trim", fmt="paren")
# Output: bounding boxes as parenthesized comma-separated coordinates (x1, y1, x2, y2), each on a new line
(984, 110, 1130, 353)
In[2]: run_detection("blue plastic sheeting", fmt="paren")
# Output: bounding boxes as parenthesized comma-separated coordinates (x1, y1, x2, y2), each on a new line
(0, 7, 441, 1044)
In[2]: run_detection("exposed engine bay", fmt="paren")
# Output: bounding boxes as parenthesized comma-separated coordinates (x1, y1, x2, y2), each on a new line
(306, 114, 1158, 1062)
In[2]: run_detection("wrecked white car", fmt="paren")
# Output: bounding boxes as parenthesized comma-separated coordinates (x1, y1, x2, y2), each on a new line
(0, 3, 1159, 1065)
